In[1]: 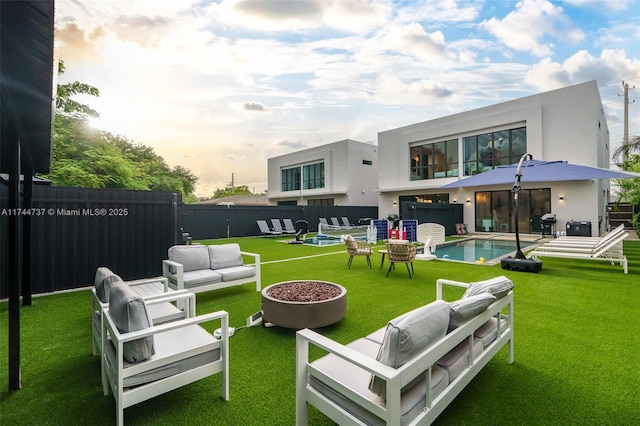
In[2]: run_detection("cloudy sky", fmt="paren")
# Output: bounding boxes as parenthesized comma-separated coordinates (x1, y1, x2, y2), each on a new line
(54, 0, 640, 197)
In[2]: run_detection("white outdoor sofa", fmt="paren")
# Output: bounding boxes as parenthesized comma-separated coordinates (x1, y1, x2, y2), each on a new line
(296, 276, 514, 425)
(162, 243, 261, 294)
(102, 282, 229, 426)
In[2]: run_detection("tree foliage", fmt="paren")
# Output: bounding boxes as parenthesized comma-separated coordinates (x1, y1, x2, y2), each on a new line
(44, 61, 198, 202)
(612, 135, 640, 230)
(212, 184, 253, 199)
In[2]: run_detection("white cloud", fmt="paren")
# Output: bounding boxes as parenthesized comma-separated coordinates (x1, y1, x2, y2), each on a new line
(525, 49, 640, 92)
(480, 0, 584, 57)
(209, 0, 392, 34)
(563, 0, 630, 12)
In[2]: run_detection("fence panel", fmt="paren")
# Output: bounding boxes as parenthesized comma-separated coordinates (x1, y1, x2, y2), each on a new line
(1, 187, 378, 297)
(1, 186, 177, 298)
(181, 204, 379, 239)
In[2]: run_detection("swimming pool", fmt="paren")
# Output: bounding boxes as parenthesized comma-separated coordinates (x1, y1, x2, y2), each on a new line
(433, 239, 535, 264)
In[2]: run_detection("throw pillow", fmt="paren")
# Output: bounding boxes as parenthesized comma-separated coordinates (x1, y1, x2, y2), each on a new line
(463, 276, 514, 300)
(108, 282, 155, 363)
(369, 299, 450, 397)
(94, 267, 122, 303)
(168, 245, 210, 272)
(208, 244, 244, 269)
(449, 293, 496, 328)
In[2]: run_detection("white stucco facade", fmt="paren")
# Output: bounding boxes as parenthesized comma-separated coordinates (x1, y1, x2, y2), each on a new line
(267, 139, 378, 206)
(377, 81, 612, 236)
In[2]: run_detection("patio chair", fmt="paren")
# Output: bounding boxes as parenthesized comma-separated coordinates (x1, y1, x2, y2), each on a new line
(417, 223, 446, 253)
(344, 235, 373, 269)
(257, 219, 282, 236)
(528, 231, 629, 274)
(341, 217, 351, 226)
(272, 218, 295, 235)
(101, 283, 228, 426)
(330, 217, 341, 226)
(386, 242, 417, 278)
(91, 267, 194, 356)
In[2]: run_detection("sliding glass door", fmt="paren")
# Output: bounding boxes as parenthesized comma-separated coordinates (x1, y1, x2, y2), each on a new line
(475, 188, 550, 233)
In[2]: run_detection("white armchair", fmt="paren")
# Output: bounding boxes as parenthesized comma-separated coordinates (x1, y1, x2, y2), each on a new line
(91, 267, 194, 356)
(101, 283, 229, 426)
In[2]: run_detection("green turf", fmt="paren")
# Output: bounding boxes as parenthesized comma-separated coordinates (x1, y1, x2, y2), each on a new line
(1, 236, 639, 425)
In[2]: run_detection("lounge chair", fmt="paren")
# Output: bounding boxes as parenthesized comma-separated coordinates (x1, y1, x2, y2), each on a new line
(543, 224, 626, 247)
(528, 231, 629, 273)
(385, 242, 417, 278)
(101, 283, 228, 426)
(417, 223, 446, 253)
(319, 218, 329, 227)
(257, 220, 282, 236)
(344, 235, 373, 269)
(272, 218, 295, 235)
(330, 217, 341, 226)
(341, 217, 351, 226)
(283, 218, 297, 234)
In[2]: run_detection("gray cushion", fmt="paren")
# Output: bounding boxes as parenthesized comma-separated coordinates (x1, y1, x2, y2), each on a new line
(108, 282, 155, 363)
(218, 266, 255, 282)
(208, 244, 243, 269)
(168, 245, 210, 272)
(463, 276, 514, 300)
(182, 269, 222, 287)
(449, 293, 496, 328)
(436, 338, 484, 382)
(369, 300, 450, 397)
(94, 267, 122, 303)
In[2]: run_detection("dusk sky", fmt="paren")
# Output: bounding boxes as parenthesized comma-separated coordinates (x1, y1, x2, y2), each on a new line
(54, 0, 640, 197)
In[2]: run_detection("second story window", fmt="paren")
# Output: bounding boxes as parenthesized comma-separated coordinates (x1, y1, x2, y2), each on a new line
(410, 139, 458, 180)
(281, 167, 300, 191)
(281, 162, 325, 191)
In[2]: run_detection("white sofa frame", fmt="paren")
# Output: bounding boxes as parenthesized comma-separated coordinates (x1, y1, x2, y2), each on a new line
(296, 279, 514, 425)
(102, 307, 229, 426)
(162, 250, 261, 294)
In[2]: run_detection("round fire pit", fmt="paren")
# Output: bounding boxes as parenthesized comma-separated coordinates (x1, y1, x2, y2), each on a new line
(261, 280, 347, 329)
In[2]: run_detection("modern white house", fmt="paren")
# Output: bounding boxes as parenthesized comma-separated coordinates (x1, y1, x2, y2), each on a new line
(267, 139, 378, 206)
(377, 80, 613, 236)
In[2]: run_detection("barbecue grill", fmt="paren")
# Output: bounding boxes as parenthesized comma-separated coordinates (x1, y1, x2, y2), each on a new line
(540, 213, 556, 237)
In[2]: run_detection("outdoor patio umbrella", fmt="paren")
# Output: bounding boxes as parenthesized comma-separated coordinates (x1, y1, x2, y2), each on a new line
(441, 159, 640, 188)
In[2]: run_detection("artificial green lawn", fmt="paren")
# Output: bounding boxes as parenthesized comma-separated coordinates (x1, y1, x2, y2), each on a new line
(1, 236, 639, 425)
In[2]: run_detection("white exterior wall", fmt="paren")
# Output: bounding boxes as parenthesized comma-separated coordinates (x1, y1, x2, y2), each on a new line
(267, 139, 378, 206)
(378, 81, 611, 235)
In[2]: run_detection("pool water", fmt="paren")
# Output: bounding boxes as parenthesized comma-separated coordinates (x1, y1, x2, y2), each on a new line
(303, 236, 367, 246)
(434, 239, 534, 264)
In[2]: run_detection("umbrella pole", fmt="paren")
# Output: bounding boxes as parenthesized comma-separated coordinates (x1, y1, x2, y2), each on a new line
(513, 153, 532, 259)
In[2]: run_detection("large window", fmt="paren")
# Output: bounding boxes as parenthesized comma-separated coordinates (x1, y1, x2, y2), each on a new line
(281, 162, 325, 192)
(281, 167, 301, 192)
(303, 162, 324, 189)
(410, 138, 458, 180)
(463, 127, 526, 176)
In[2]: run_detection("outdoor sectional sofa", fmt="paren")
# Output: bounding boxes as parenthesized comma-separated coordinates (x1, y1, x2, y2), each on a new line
(296, 276, 514, 425)
(162, 243, 261, 294)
